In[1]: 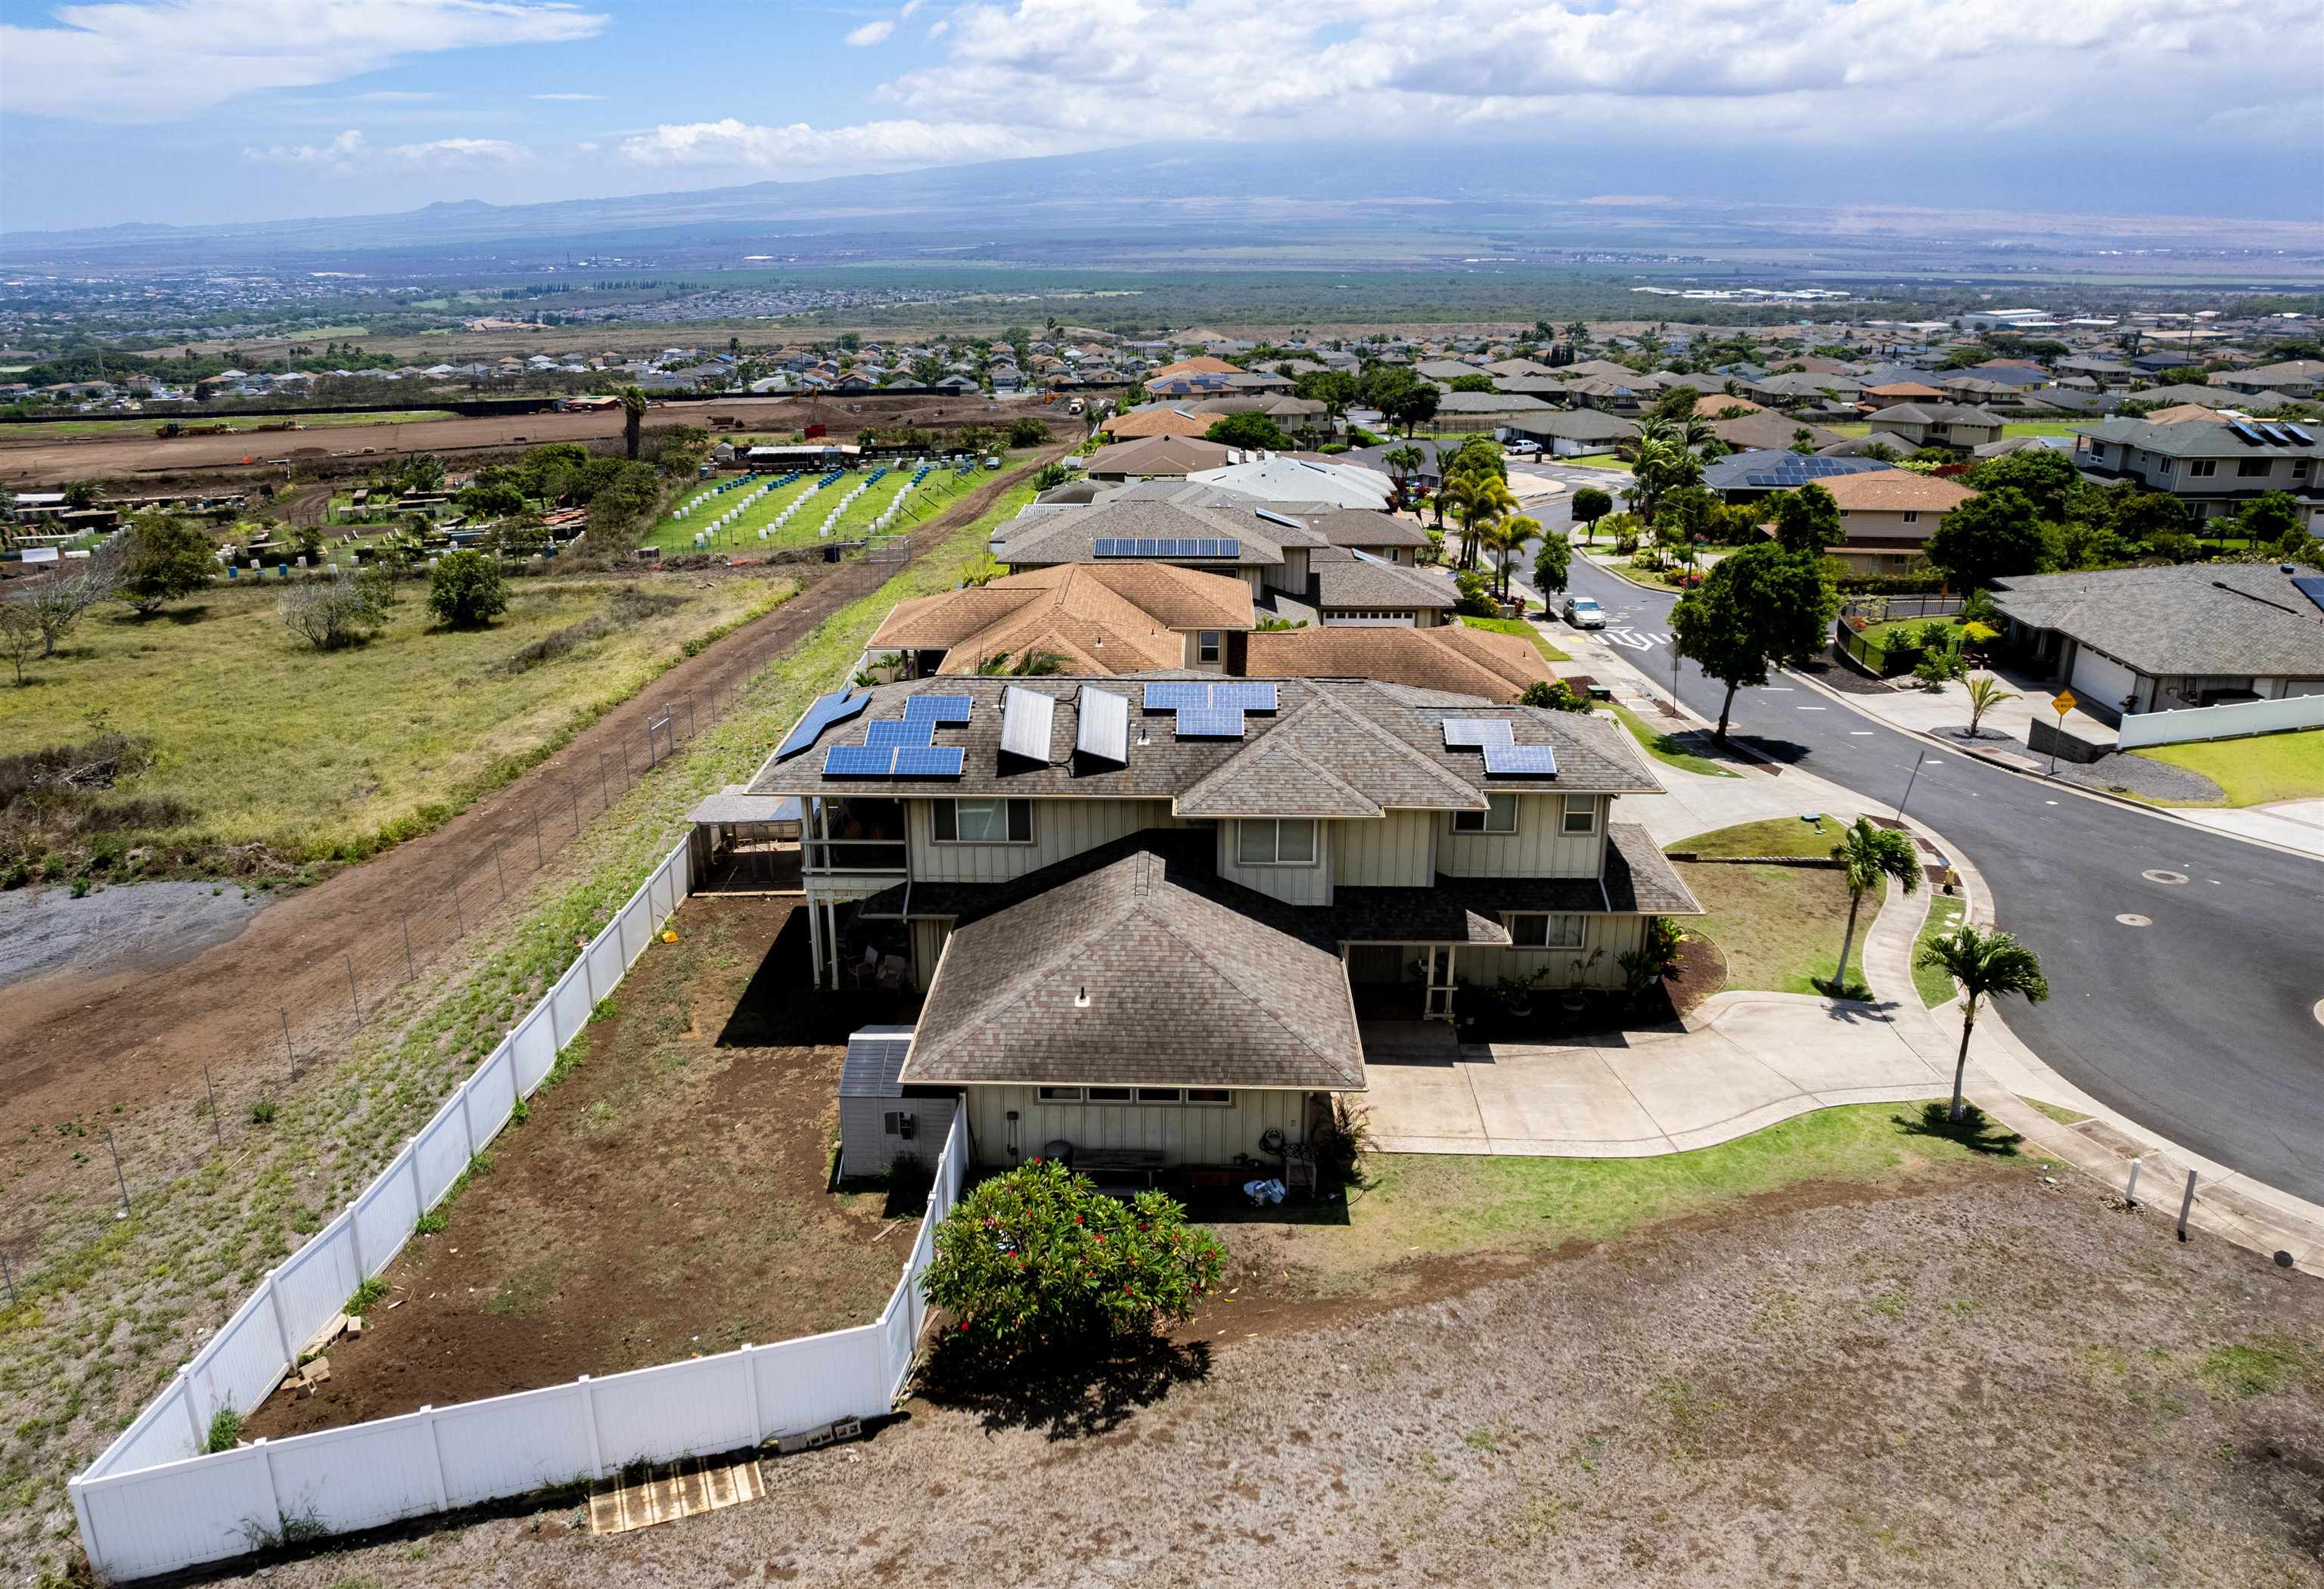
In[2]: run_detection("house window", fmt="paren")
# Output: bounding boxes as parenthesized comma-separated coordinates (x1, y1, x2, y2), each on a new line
(1135, 1088, 1183, 1104)
(1198, 630, 1223, 664)
(1900, 511, 1919, 525)
(1236, 818, 1317, 865)
(933, 798, 1033, 844)
(1452, 793, 1519, 833)
(2156, 458, 2173, 475)
(1086, 1086, 1132, 1103)
(1508, 913, 1586, 949)
(2237, 458, 2270, 478)
(2187, 459, 2218, 477)
(2086, 443, 2108, 462)
(1185, 1088, 1232, 1106)
(1561, 794, 1598, 835)
(1037, 1086, 1083, 1103)
(2294, 460, 2313, 479)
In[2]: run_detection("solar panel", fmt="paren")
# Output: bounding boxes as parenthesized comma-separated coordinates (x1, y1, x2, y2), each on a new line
(864, 718, 935, 749)
(2282, 423, 2315, 445)
(1212, 681, 1278, 712)
(1092, 536, 1123, 557)
(2229, 421, 2265, 445)
(1255, 508, 1307, 531)
(999, 685, 1056, 764)
(2293, 576, 2324, 617)
(1142, 681, 1209, 712)
(822, 743, 893, 777)
(893, 745, 965, 777)
(1216, 538, 1241, 558)
(1481, 741, 1560, 776)
(1175, 706, 1247, 738)
(904, 694, 972, 724)
(1077, 685, 1130, 764)
(775, 689, 869, 760)
(1443, 718, 1511, 749)
(2255, 423, 2291, 445)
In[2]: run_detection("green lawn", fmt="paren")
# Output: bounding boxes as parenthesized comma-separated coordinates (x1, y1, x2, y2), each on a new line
(1679, 860, 1860, 995)
(0, 573, 793, 864)
(2132, 728, 2324, 808)
(1459, 613, 1568, 663)
(1291, 1103, 2016, 1288)
(1912, 895, 1968, 1007)
(1667, 816, 1844, 858)
(1561, 453, 1633, 473)
(1999, 421, 2093, 439)
(1855, 616, 1960, 650)
(0, 409, 455, 439)
(1823, 421, 1872, 438)
(1611, 703, 1741, 779)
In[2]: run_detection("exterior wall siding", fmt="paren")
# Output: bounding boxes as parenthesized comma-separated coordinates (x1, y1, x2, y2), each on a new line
(1465, 914, 1645, 989)
(965, 1085, 1316, 1167)
(1216, 821, 1334, 905)
(1334, 809, 1437, 887)
(908, 797, 1186, 883)
(1437, 794, 1606, 880)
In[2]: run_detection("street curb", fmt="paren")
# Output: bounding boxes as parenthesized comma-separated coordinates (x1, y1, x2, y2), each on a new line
(1783, 664, 2324, 864)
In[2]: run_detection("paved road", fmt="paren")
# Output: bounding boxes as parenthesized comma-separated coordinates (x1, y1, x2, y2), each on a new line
(1502, 466, 2324, 1203)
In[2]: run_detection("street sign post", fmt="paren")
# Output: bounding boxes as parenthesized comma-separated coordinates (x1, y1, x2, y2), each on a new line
(2047, 690, 2077, 774)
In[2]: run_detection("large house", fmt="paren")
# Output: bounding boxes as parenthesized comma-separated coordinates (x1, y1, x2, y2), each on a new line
(2074, 417, 2322, 529)
(1807, 470, 1978, 573)
(1859, 402, 2006, 452)
(869, 563, 1256, 679)
(750, 676, 1700, 1168)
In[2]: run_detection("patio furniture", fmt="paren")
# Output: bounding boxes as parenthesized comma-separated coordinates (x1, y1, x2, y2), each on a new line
(1075, 1147, 1167, 1194)
(847, 945, 879, 989)
(876, 952, 912, 992)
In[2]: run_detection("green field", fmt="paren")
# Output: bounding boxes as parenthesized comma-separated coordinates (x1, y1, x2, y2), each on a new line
(642, 458, 1006, 557)
(1458, 612, 1568, 663)
(2132, 727, 2324, 808)
(0, 573, 793, 864)
(0, 408, 455, 439)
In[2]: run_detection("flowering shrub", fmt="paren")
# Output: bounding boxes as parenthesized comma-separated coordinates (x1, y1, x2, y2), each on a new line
(922, 1159, 1226, 1352)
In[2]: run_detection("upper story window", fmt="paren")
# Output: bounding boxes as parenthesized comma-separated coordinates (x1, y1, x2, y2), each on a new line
(1198, 630, 1223, 664)
(2155, 457, 2174, 474)
(2086, 442, 2107, 461)
(1900, 511, 1919, 525)
(2236, 458, 2270, 478)
(933, 797, 1033, 844)
(2294, 459, 2313, 479)
(1452, 793, 1519, 834)
(2187, 458, 2218, 477)
(1561, 794, 1599, 836)
(1236, 817, 1317, 866)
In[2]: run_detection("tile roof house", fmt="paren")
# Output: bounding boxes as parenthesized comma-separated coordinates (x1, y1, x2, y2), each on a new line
(1990, 562, 2324, 722)
(1701, 449, 1896, 501)
(2074, 417, 2321, 528)
(749, 675, 1701, 1167)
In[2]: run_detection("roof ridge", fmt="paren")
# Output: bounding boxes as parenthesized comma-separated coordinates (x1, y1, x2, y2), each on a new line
(1320, 687, 1499, 806)
(1142, 902, 1358, 1082)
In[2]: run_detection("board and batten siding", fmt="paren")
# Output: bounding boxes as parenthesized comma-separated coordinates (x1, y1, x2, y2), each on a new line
(1333, 809, 1436, 887)
(1215, 821, 1334, 906)
(965, 1085, 1318, 1168)
(907, 797, 1186, 883)
(1437, 793, 1606, 880)
(1467, 914, 1645, 988)
(840, 1094, 958, 1181)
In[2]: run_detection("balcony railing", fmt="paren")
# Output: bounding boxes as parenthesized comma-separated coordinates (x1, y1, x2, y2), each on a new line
(803, 837, 907, 874)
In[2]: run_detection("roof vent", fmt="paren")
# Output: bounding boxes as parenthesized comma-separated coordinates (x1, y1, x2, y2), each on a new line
(1073, 985, 1091, 1009)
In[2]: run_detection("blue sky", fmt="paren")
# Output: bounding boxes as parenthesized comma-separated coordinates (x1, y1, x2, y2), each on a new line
(2, 0, 2318, 233)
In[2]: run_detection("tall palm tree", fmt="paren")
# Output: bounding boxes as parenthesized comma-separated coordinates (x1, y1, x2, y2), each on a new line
(618, 385, 648, 461)
(1827, 819, 1921, 995)
(1482, 514, 1538, 599)
(1915, 924, 2050, 1122)
(1442, 473, 1517, 569)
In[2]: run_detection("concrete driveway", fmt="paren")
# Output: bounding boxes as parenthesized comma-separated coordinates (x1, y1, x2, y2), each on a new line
(1365, 992, 1953, 1157)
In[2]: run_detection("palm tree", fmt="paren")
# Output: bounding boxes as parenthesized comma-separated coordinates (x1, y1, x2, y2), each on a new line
(1826, 819, 1921, 996)
(1963, 673, 2018, 739)
(618, 385, 648, 461)
(1441, 472, 1517, 569)
(1381, 444, 1425, 511)
(1483, 514, 1538, 599)
(1915, 924, 2050, 1123)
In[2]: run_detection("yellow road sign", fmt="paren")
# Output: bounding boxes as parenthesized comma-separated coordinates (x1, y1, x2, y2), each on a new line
(2051, 690, 2077, 716)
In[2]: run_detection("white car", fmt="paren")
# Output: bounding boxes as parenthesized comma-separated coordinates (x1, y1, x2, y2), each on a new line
(1502, 438, 1540, 457)
(1562, 595, 1606, 629)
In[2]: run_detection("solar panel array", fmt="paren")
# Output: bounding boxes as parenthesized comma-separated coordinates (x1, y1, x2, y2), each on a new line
(1090, 535, 1241, 559)
(1140, 679, 1278, 740)
(1741, 455, 1877, 489)
(775, 689, 869, 760)
(1440, 717, 1558, 777)
(903, 694, 973, 724)
(821, 743, 965, 778)
(1174, 706, 1248, 738)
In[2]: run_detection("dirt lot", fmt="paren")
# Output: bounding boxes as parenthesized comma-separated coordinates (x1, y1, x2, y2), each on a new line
(244, 898, 913, 1439)
(0, 393, 1042, 486)
(213, 1169, 2324, 1588)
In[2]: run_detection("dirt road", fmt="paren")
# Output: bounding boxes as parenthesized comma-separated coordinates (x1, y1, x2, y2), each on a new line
(0, 450, 1059, 1183)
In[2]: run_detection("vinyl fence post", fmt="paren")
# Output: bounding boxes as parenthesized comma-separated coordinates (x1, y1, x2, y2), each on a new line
(533, 813, 543, 870)
(402, 916, 415, 983)
(345, 954, 362, 1025)
(346, 1202, 365, 1284)
(204, 1064, 222, 1145)
(579, 1376, 605, 1479)
(67, 1480, 100, 1584)
(406, 1140, 426, 1221)
(266, 1268, 294, 1370)
(281, 1007, 296, 1079)
(741, 1345, 765, 1443)
(422, 1407, 449, 1510)
(2124, 1158, 2142, 1209)
(253, 1442, 284, 1536)
(177, 1366, 204, 1451)
(2176, 1168, 2198, 1242)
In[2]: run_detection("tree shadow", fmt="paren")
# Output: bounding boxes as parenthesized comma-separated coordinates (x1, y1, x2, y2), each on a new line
(917, 1330, 1213, 1441)
(1892, 1100, 2023, 1157)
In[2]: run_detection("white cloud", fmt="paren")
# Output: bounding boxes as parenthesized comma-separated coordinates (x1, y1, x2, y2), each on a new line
(241, 127, 527, 175)
(900, 0, 923, 15)
(354, 90, 441, 104)
(927, 20, 948, 36)
(530, 92, 604, 101)
(242, 129, 368, 175)
(2, 0, 607, 121)
(384, 136, 529, 167)
(845, 20, 895, 46)
(617, 116, 1073, 173)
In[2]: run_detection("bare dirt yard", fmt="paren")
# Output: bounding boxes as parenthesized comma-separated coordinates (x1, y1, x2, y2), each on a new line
(208, 1164, 2324, 1588)
(241, 897, 916, 1440)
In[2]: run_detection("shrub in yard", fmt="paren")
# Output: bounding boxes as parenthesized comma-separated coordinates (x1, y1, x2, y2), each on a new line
(278, 581, 381, 650)
(923, 1159, 1224, 1355)
(427, 548, 509, 628)
(248, 1099, 277, 1125)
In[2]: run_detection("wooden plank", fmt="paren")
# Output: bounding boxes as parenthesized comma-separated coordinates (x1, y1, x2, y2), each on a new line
(587, 1456, 766, 1536)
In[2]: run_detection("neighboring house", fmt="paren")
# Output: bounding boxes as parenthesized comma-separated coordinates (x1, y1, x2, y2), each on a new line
(1101, 407, 1216, 440)
(1801, 470, 1978, 574)
(1990, 563, 2324, 721)
(1083, 435, 1238, 480)
(2127, 383, 2293, 416)
(750, 675, 1700, 1168)
(1700, 449, 1894, 503)
(1242, 622, 1552, 700)
(1707, 411, 1844, 454)
(1860, 402, 2006, 451)
(1861, 380, 1948, 407)
(1431, 391, 1555, 425)
(2074, 417, 2322, 527)
(1499, 408, 1639, 456)
(1816, 431, 1922, 459)
(1290, 546, 1459, 628)
(2208, 360, 2322, 399)
(1187, 455, 1393, 509)
(869, 563, 1256, 678)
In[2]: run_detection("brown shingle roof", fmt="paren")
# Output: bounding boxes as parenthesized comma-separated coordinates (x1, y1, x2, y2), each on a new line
(1244, 624, 1551, 700)
(1816, 470, 1978, 512)
(869, 564, 1252, 675)
(1100, 408, 1216, 439)
(1148, 355, 1243, 379)
(1083, 433, 1235, 473)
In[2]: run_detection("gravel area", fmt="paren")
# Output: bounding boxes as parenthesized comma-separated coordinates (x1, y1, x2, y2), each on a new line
(2055, 749, 2226, 804)
(0, 879, 260, 989)
(225, 1174, 2324, 1589)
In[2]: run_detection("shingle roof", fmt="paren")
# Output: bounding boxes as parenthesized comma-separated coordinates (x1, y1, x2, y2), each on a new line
(1864, 402, 2006, 427)
(1100, 408, 1216, 439)
(869, 563, 1254, 675)
(901, 842, 1365, 1090)
(1083, 434, 1236, 475)
(1816, 470, 1978, 512)
(1431, 391, 1554, 414)
(1244, 624, 1551, 700)
(2083, 417, 2320, 460)
(1701, 449, 1894, 492)
(1505, 408, 1639, 443)
(996, 498, 1286, 568)
(1298, 508, 1434, 549)
(1709, 412, 1844, 452)
(1990, 562, 2324, 678)
(1307, 546, 1456, 611)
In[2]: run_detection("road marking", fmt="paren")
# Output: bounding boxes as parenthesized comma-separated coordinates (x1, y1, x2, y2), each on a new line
(2045, 800, 2058, 805)
(1762, 687, 1795, 692)
(1797, 706, 1826, 711)
(1848, 731, 1873, 735)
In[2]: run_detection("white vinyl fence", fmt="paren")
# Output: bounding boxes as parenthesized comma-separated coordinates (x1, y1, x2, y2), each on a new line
(67, 837, 969, 1584)
(2114, 690, 2324, 749)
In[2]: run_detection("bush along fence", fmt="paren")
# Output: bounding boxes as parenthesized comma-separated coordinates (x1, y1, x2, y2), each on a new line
(66, 836, 968, 1583)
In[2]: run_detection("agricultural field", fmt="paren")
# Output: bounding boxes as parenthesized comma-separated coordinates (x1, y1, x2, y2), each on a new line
(0, 408, 457, 440)
(642, 455, 1014, 557)
(0, 569, 794, 870)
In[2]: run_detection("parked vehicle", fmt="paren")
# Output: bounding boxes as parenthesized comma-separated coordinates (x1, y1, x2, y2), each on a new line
(1562, 595, 1606, 628)
(1503, 438, 1540, 457)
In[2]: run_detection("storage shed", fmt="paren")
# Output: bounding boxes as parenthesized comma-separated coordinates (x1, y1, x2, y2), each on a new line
(837, 1026, 957, 1181)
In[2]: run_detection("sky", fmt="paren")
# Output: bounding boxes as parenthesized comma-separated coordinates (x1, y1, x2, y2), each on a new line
(1, 0, 2319, 233)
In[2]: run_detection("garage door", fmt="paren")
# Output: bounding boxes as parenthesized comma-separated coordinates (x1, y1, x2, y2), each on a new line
(2070, 644, 2140, 717)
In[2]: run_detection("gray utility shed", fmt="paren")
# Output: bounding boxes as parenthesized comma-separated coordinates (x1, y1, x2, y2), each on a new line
(838, 1026, 957, 1181)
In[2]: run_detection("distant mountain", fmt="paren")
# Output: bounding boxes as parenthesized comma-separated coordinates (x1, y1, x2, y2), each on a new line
(5, 143, 2316, 273)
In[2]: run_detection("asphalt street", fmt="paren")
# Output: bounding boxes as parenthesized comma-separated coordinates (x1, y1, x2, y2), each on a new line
(1499, 463, 2324, 1204)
